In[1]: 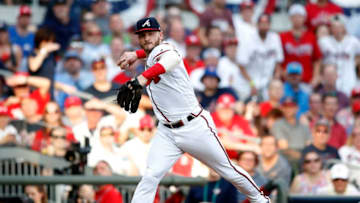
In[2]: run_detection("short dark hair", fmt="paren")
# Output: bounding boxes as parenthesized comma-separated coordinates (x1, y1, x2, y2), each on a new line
(322, 91, 338, 103)
(237, 150, 259, 166)
(34, 28, 56, 49)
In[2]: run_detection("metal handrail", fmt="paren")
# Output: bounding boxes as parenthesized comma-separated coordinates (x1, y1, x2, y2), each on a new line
(0, 175, 207, 186)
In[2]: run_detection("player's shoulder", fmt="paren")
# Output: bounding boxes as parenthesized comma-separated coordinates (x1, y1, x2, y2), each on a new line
(148, 41, 176, 59)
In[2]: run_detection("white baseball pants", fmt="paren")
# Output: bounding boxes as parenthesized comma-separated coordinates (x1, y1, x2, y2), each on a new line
(131, 110, 269, 203)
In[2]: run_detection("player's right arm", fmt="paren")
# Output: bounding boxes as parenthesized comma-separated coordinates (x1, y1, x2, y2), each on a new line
(117, 49, 147, 70)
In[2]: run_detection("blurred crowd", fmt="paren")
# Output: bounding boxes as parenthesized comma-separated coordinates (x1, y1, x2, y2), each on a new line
(0, 0, 360, 202)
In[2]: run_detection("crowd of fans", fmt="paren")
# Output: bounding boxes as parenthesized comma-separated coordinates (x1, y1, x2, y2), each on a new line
(0, 0, 360, 202)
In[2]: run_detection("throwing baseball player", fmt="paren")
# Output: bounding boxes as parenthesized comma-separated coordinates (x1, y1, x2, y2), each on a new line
(117, 17, 270, 203)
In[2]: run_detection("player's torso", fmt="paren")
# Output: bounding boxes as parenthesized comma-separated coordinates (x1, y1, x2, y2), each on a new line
(145, 42, 200, 123)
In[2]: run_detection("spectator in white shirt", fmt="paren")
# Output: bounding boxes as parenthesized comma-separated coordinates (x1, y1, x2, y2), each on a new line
(166, 18, 186, 57)
(237, 14, 284, 99)
(318, 163, 360, 196)
(120, 115, 155, 176)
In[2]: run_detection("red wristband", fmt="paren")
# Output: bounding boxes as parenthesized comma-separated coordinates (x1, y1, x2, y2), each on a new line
(135, 49, 147, 59)
(142, 63, 166, 81)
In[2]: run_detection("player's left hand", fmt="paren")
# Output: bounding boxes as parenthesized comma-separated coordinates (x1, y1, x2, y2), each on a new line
(116, 78, 143, 113)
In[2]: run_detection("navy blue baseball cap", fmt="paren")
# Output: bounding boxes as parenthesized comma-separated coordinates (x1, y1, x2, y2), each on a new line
(201, 66, 221, 82)
(134, 17, 161, 34)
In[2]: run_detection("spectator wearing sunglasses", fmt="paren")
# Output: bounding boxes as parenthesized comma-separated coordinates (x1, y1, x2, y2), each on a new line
(318, 163, 360, 196)
(43, 126, 70, 158)
(290, 150, 331, 195)
(302, 119, 340, 164)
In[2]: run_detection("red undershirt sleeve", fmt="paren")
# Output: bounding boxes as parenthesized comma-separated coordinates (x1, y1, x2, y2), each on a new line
(135, 49, 147, 59)
(142, 63, 166, 82)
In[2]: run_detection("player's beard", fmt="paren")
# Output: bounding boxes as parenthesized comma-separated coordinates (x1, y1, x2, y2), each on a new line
(141, 35, 161, 53)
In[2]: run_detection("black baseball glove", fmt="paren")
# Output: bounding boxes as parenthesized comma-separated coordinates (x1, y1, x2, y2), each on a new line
(117, 78, 143, 113)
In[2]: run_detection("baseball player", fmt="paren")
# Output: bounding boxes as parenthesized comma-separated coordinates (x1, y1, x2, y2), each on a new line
(117, 17, 270, 203)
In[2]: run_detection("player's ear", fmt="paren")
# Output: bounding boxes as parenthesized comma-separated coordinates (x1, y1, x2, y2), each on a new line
(159, 31, 164, 41)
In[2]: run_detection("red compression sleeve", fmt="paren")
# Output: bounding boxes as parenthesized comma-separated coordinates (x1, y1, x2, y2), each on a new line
(136, 49, 147, 59)
(142, 63, 166, 81)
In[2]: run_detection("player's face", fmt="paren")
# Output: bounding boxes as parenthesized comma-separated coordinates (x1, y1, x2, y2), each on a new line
(138, 31, 163, 53)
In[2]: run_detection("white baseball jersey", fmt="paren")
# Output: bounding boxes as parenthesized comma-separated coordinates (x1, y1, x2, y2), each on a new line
(145, 41, 201, 123)
(217, 56, 251, 100)
(237, 31, 284, 91)
(318, 35, 360, 95)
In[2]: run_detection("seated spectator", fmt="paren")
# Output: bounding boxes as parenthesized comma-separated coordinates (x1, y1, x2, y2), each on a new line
(339, 126, 360, 167)
(166, 18, 186, 57)
(4, 72, 50, 118)
(211, 94, 259, 159)
(42, 0, 81, 52)
(43, 126, 70, 158)
(88, 126, 133, 175)
(91, 0, 111, 36)
(85, 58, 120, 100)
(300, 92, 323, 127)
(0, 105, 18, 146)
(11, 97, 42, 145)
(263, 108, 284, 132)
(105, 37, 124, 81)
(120, 115, 155, 176)
(8, 5, 34, 70)
(28, 28, 59, 98)
(206, 26, 223, 51)
(0, 21, 22, 72)
(76, 184, 95, 203)
(259, 80, 284, 117)
(55, 51, 93, 108)
(186, 168, 237, 203)
(314, 64, 349, 109)
(283, 62, 310, 119)
(290, 150, 331, 195)
(183, 34, 204, 76)
(257, 134, 292, 187)
(322, 92, 347, 149)
(302, 119, 340, 164)
(103, 14, 130, 46)
(195, 67, 238, 112)
(317, 163, 360, 196)
(32, 102, 75, 152)
(337, 87, 360, 134)
(63, 96, 85, 127)
(271, 97, 312, 162)
(190, 48, 220, 91)
(24, 185, 48, 203)
(237, 151, 268, 202)
(93, 161, 123, 203)
(217, 38, 249, 100)
(81, 23, 110, 69)
(198, 0, 234, 47)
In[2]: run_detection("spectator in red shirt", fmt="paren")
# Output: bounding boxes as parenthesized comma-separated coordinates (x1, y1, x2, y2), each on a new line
(93, 160, 123, 203)
(260, 79, 284, 117)
(32, 101, 75, 152)
(305, 0, 343, 32)
(211, 94, 259, 159)
(280, 4, 322, 85)
(183, 34, 204, 75)
(4, 72, 50, 118)
(322, 92, 347, 149)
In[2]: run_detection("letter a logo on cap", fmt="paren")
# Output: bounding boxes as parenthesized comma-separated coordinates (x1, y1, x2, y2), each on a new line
(142, 19, 151, 27)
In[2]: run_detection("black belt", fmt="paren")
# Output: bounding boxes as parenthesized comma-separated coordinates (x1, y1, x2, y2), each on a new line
(163, 108, 203, 129)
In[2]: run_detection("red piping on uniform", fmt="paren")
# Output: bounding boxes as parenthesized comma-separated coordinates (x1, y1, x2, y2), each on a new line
(200, 115, 263, 194)
(191, 107, 203, 117)
(148, 84, 171, 122)
(153, 50, 170, 60)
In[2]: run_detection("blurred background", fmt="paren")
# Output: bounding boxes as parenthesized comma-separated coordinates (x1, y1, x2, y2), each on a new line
(0, 0, 359, 202)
